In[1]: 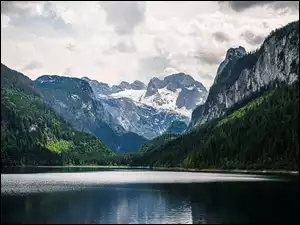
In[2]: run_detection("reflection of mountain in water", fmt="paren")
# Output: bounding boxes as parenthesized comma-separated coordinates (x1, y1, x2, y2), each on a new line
(50, 185, 194, 224)
(1, 181, 299, 224)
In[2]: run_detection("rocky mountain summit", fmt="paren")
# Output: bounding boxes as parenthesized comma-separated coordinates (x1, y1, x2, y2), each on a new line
(190, 21, 299, 128)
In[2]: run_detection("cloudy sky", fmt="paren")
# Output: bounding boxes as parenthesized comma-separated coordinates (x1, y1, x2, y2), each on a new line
(1, 1, 299, 88)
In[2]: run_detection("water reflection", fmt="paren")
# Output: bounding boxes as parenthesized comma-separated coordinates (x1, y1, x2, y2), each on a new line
(2, 181, 300, 224)
(1, 168, 299, 224)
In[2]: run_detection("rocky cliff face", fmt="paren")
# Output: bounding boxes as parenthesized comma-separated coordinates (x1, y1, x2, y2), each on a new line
(190, 20, 299, 128)
(84, 72, 207, 139)
(214, 46, 246, 85)
(35, 76, 147, 153)
(83, 78, 147, 97)
(141, 73, 208, 115)
(100, 97, 188, 139)
(165, 120, 188, 135)
(82, 77, 111, 96)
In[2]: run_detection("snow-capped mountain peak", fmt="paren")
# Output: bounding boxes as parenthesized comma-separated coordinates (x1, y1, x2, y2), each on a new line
(83, 72, 207, 139)
(136, 73, 208, 117)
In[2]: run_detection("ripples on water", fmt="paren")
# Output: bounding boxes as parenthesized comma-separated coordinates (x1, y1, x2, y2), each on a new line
(1, 168, 299, 224)
(1, 171, 283, 194)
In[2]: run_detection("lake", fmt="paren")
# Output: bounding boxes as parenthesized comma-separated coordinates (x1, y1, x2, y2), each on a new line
(1, 167, 299, 224)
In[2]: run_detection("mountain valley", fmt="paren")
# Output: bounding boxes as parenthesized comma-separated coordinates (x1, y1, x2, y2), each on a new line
(1, 20, 299, 170)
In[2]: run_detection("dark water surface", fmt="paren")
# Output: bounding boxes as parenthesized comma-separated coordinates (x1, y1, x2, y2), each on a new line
(1, 167, 299, 224)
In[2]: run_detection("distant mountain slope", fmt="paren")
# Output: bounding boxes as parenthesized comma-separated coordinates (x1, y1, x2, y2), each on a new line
(82, 77, 147, 96)
(83, 73, 207, 139)
(107, 73, 208, 117)
(98, 96, 188, 139)
(110, 21, 299, 170)
(35, 75, 148, 154)
(165, 121, 187, 135)
(190, 20, 299, 128)
(1, 64, 114, 166)
(127, 81, 299, 170)
(139, 133, 179, 153)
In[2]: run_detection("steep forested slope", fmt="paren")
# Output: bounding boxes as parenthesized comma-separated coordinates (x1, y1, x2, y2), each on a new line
(190, 20, 299, 128)
(34, 75, 148, 154)
(1, 64, 115, 166)
(139, 133, 179, 153)
(126, 81, 299, 170)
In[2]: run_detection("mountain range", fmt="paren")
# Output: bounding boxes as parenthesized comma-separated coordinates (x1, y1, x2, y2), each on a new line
(1, 64, 115, 166)
(190, 21, 299, 128)
(34, 72, 208, 152)
(1, 20, 299, 170)
(82, 73, 207, 139)
(121, 20, 299, 170)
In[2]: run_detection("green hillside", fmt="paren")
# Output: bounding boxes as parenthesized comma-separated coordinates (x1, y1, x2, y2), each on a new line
(127, 81, 299, 170)
(139, 133, 179, 153)
(1, 64, 115, 166)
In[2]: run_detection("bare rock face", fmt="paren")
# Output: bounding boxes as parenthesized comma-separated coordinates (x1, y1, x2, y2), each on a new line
(214, 46, 246, 85)
(34, 76, 148, 154)
(144, 73, 208, 110)
(190, 21, 299, 128)
(131, 80, 146, 90)
(176, 87, 202, 110)
(82, 72, 207, 139)
(145, 79, 159, 97)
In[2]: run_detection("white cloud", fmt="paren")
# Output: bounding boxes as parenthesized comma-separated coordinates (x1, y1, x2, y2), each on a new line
(1, 1, 299, 89)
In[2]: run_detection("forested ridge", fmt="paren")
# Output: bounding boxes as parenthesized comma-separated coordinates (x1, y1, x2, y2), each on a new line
(191, 20, 299, 128)
(110, 81, 299, 170)
(2, 63, 298, 170)
(1, 64, 115, 167)
(1, 21, 299, 170)
(139, 133, 179, 153)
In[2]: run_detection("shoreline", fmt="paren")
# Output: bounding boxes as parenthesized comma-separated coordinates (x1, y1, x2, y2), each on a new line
(2, 165, 298, 175)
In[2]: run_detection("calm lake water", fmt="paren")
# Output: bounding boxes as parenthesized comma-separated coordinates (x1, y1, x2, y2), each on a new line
(1, 167, 299, 224)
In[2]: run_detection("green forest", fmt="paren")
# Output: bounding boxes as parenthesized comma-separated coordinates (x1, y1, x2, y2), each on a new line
(1, 62, 299, 170)
(1, 64, 115, 167)
(110, 81, 299, 170)
(1, 20, 299, 171)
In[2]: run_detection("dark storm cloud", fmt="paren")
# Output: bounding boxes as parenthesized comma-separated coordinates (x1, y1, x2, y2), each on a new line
(99, 1, 146, 35)
(21, 61, 43, 71)
(220, 1, 299, 13)
(212, 31, 230, 43)
(241, 30, 265, 46)
(270, 1, 299, 11)
(221, 1, 273, 12)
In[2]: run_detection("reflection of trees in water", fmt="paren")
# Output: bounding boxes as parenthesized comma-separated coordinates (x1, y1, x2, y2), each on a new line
(2, 184, 193, 223)
(2, 181, 299, 224)
(59, 184, 194, 224)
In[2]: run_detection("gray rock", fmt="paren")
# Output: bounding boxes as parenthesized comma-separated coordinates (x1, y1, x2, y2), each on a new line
(190, 21, 299, 128)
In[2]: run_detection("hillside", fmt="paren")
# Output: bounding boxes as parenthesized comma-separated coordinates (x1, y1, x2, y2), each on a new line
(190, 20, 299, 128)
(84, 72, 207, 139)
(165, 121, 188, 135)
(1, 64, 115, 166)
(126, 81, 299, 170)
(34, 75, 148, 154)
(139, 133, 179, 153)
